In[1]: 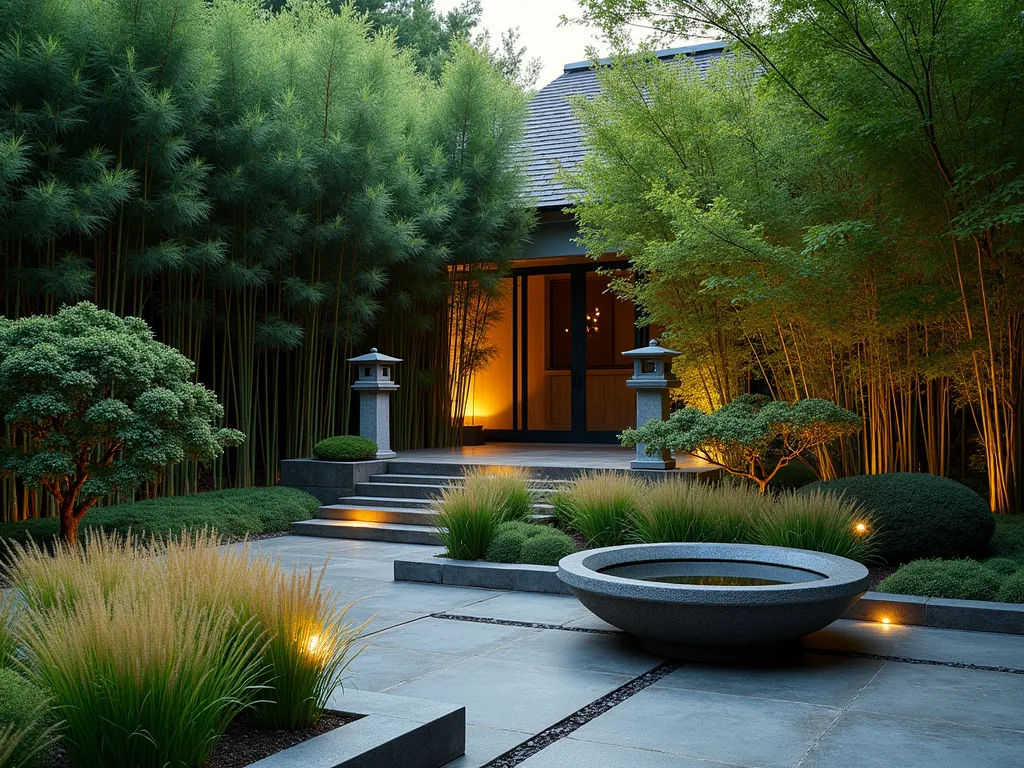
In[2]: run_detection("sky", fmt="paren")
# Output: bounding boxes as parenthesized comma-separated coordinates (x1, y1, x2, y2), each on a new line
(434, 0, 616, 87)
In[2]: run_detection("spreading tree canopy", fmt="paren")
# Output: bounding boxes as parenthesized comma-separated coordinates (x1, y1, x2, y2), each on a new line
(621, 395, 862, 493)
(0, 303, 243, 544)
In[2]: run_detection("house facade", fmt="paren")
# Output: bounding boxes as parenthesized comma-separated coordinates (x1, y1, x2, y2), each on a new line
(463, 42, 726, 444)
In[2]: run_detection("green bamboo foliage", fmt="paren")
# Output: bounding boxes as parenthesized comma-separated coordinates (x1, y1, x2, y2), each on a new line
(0, 0, 531, 521)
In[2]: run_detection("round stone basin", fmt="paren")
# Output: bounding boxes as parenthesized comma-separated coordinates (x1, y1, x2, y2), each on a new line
(557, 543, 869, 654)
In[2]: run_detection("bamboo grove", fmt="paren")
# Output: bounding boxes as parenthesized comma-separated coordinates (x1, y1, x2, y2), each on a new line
(0, 0, 532, 520)
(569, 1, 1024, 514)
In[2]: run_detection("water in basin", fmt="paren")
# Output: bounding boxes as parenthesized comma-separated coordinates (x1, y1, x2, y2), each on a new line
(600, 559, 826, 586)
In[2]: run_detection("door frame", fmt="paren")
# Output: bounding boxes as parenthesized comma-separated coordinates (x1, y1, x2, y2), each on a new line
(485, 260, 645, 444)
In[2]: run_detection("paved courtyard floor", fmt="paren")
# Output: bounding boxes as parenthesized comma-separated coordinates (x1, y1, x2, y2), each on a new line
(236, 536, 1024, 768)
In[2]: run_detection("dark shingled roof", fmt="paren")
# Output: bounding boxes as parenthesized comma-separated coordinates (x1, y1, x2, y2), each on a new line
(523, 42, 728, 211)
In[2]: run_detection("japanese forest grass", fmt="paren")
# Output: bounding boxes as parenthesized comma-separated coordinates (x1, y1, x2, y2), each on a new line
(3, 531, 363, 767)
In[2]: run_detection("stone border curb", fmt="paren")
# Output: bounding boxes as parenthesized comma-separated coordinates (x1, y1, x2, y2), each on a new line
(394, 557, 570, 595)
(393, 558, 1024, 635)
(246, 689, 464, 768)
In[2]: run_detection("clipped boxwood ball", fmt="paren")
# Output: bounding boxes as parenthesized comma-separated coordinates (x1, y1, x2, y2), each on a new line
(0, 669, 54, 768)
(520, 531, 577, 566)
(877, 559, 1004, 602)
(312, 435, 378, 461)
(801, 473, 994, 564)
(996, 569, 1024, 604)
(485, 528, 528, 563)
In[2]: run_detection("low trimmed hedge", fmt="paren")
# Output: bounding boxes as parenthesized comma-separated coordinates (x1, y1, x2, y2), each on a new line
(801, 473, 994, 564)
(0, 487, 319, 546)
(0, 669, 54, 768)
(312, 435, 378, 461)
(877, 559, 1006, 601)
(996, 569, 1024, 604)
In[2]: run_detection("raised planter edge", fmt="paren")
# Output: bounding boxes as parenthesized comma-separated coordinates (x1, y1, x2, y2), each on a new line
(392, 557, 1024, 635)
(246, 688, 465, 768)
(280, 458, 390, 506)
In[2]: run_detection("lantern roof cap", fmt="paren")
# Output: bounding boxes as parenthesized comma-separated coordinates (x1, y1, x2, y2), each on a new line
(622, 339, 681, 358)
(348, 347, 402, 364)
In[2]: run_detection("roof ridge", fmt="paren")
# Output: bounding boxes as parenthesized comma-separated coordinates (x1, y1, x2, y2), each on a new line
(562, 40, 728, 73)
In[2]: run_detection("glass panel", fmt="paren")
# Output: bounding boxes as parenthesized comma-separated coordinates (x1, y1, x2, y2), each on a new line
(586, 272, 635, 432)
(526, 273, 571, 430)
(463, 277, 513, 430)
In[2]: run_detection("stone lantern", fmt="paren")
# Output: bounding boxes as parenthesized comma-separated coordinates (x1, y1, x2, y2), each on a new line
(348, 348, 402, 459)
(623, 339, 681, 470)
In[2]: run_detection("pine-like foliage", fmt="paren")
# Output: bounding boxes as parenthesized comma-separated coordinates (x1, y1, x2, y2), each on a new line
(0, 0, 532, 519)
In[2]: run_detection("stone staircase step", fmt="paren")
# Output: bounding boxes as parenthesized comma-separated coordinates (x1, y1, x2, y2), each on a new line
(320, 504, 439, 526)
(336, 495, 431, 510)
(355, 481, 450, 500)
(385, 460, 587, 480)
(291, 519, 442, 545)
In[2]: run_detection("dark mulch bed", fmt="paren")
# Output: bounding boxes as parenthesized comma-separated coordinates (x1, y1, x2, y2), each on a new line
(46, 711, 361, 768)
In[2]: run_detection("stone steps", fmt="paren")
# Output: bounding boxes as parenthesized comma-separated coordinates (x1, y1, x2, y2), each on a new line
(292, 465, 565, 544)
(292, 518, 442, 545)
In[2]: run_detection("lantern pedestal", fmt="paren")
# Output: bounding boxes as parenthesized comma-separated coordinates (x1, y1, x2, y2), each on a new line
(348, 348, 402, 460)
(623, 340, 681, 470)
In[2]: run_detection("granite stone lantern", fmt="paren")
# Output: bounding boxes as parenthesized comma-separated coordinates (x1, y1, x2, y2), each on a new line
(623, 339, 681, 470)
(348, 348, 401, 459)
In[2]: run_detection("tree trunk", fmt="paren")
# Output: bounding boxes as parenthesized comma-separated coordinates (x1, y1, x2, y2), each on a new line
(60, 505, 80, 547)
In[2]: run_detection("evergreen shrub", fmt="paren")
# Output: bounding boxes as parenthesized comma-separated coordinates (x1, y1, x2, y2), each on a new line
(982, 557, 1021, 576)
(877, 559, 1005, 601)
(995, 569, 1024, 604)
(520, 530, 577, 566)
(312, 436, 378, 461)
(801, 473, 994, 563)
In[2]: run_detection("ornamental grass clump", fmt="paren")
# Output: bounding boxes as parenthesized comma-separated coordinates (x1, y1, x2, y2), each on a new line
(3, 530, 146, 613)
(433, 480, 504, 560)
(462, 466, 537, 522)
(630, 478, 757, 544)
(18, 582, 266, 768)
(231, 558, 365, 729)
(754, 490, 875, 563)
(5, 530, 364, 765)
(556, 472, 643, 547)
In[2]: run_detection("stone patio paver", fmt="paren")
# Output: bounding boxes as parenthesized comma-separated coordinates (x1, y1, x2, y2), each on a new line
(848, 662, 1024, 728)
(655, 653, 885, 707)
(239, 536, 1024, 768)
(799, 710, 1024, 768)
(382, 656, 634, 732)
(892, 624, 1024, 668)
(517, 738, 736, 767)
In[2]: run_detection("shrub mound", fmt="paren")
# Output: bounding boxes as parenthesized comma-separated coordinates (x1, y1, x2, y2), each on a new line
(877, 558, 1005, 601)
(312, 435, 378, 461)
(0, 487, 319, 546)
(996, 569, 1024, 604)
(801, 473, 994, 563)
(0, 668, 54, 768)
(483, 522, 576, 565)
(520, 531, 577, 566)
(982, 557, 1021, 576)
